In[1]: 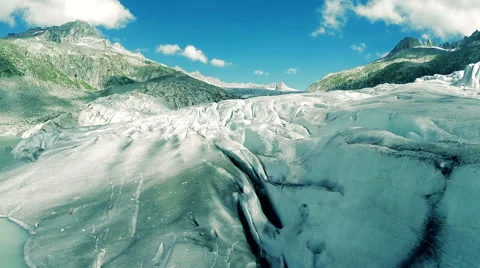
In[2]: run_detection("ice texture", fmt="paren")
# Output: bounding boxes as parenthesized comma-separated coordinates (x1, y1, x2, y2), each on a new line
(417, 61, 480, 92)
(1, 83, 480, 267)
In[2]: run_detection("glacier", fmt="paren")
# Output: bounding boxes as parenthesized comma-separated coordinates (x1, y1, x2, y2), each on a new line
(417, 61, 480, 92)
(2, 81, 480, 267)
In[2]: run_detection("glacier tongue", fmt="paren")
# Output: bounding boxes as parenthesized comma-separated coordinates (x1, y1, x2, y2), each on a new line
(454, 62, 480, 89)
(416, 61, 480, 92)
(2, 83, 480, 267)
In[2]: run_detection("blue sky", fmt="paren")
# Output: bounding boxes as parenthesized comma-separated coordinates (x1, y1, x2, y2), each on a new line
(0, 0, 477, 90)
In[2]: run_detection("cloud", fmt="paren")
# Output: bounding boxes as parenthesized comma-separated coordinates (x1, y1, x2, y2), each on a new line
(0, 0, 134, 29)
(355, 0, 404, 25)
(421, 33, 431, 41)
(312, 0, 480, 38)
(355, 0, 480, 38)
(376, 51, 389, 58)
(285, 68, 298, 75)
(351, 43, 366, 53)
(156, 44, 182, 55)
(210, 58, 231, 68)
(134, 48, 149, 53)
(182, 45, 208, 63)
(311, 0, 352, 36)
(156, 44, 221, 65)
(254, 70, 269, 76)
(311, 27, 326, 37)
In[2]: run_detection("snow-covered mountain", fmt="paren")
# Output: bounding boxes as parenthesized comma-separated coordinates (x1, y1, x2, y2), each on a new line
(173, 66, 297, 91)
(307, 29, 480, 92)
(0, 21, 230, 135)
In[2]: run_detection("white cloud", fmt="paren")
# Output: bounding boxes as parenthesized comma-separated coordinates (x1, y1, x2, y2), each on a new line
(354, 0, 480, 38)
(285, 68, 298, 75)
(311, 0, 352, 36)
(376, 51, 389, 58)
(211, 58, 231, 68)
(156, 44, 182, 55)
(0, 0, 134, 29)
(312, 0, 480, 38)
(254, 70, 269, 76)
(421, 33, 431, 41)
(311, 27, 326, 37)
(355, 0, 404, 25)
(134, 48, 149, 53)
(351, 43, 366, 53)
(182, 45, 208, 64)
(156, 44, 218, 65)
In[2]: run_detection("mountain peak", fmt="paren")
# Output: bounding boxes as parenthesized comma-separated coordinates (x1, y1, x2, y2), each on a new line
(62, 20, 97, 33)
(4, 20, 101, 43)
(175, 68, 297, 91)
(388, 37, 424, 56)
(44, 20, 101, 42)
(459, 29, 480, 47)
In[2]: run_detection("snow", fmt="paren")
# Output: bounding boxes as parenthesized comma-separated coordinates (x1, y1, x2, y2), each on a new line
(454, 62, 480, 89)
(416, 61, 480, 92)
(174, 67, 298, 91)
(412, 45, 458, 52)
(1, 82, 480, 267)
(31, 30, 45, 36)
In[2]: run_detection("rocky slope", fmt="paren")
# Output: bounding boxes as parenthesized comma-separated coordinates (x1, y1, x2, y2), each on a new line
(307, 30, 480, 92)
(1, 20, 174, 90)
(0, 21, 230, 135)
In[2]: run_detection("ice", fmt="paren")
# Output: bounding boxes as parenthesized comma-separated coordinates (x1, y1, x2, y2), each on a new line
(417, 61, 480, 92)
(454, 62, 480, 89)
(1, 83, 480, 267)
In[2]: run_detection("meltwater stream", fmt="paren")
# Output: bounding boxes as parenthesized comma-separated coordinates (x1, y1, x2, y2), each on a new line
(0, 137, 30, 268)
(0, 136, 21, 170)
(0, 219, 29, 268)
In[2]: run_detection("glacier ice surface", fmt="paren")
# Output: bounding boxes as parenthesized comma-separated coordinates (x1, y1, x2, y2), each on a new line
(2, 83, 480, 267)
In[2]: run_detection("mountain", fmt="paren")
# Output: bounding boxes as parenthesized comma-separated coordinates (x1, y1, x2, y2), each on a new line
(307, 30, 480, 92)
(173, 66, 297, 91)
(6, 20, 101, 44)
(0, 21, 230, 135)
(387, 37, 425, 56)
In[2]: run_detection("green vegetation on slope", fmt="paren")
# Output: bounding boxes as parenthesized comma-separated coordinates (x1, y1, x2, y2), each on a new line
(308, 33, 480, 92)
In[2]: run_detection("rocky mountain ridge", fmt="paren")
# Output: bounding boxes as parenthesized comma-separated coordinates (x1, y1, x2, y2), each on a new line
(0, 21, 230, 135)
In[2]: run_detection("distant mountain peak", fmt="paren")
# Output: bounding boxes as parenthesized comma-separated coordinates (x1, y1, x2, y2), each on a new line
(307, 29, 480, 92)
(388, 37, 424, 56)
(174, 67, 297, 91)
(4, 20, 102, 43)
(42, 20, 102, 43)
(59, 20, 100, 35)
(459, 29, 480, 47)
